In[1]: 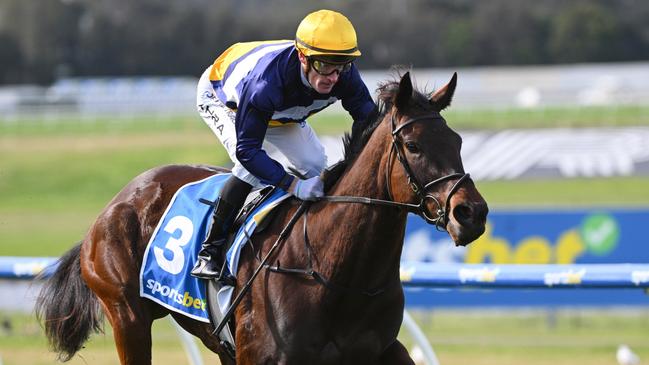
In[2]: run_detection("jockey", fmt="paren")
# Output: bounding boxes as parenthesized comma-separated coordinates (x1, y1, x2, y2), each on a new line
(192, 9, 377, 279)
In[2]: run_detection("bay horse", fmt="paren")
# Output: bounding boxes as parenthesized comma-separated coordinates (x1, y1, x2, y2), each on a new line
(36, 72, 487, 364)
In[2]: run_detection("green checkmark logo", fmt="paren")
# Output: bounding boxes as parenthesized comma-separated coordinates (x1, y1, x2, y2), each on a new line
(580, 213, 619, 256)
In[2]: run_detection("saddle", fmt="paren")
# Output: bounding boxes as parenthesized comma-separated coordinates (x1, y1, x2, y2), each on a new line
(232, 185, 278, 235)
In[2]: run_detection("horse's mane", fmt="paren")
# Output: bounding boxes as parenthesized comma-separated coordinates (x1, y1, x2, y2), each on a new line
(322, 70, 433, 191)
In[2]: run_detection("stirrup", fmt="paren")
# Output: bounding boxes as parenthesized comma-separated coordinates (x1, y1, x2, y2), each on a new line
(206, 280, 236, 359)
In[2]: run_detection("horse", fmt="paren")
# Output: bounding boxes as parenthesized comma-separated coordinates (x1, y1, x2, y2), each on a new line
(36, 71, 488, 365)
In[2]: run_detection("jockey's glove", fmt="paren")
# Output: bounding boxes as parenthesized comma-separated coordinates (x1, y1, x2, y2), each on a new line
(289, 175, 324, 201)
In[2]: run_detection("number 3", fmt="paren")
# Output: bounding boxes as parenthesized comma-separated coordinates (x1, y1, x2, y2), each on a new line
(154, 215, 194, 275)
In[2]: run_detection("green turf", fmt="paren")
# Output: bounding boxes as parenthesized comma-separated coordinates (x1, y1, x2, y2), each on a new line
(443, 104, 649, 130)
(0, 114, 205, 136)
(3, 104, 649, 136)
(401, 309, 649, 365)
(0, 311, 222, 364)
(476, 177, 649, 207)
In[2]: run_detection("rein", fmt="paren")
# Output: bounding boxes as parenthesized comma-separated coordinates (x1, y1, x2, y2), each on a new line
(266, 205, 395, 297)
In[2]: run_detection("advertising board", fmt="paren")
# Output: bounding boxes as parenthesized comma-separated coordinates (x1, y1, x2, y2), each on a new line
(402, 209, 649, 307)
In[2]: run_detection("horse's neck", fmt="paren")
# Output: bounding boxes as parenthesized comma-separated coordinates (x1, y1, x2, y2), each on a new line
(318, 127, 408, 281)
(332, 121, 393, 200)
(333, 138, 391, 202)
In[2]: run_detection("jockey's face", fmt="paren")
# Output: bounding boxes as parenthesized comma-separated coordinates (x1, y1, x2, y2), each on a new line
(298, 52, 341, 94)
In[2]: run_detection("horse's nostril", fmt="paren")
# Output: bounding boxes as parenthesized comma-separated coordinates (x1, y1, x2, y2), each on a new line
(454, 202, 488, 226)
(453, 203, 472, 225)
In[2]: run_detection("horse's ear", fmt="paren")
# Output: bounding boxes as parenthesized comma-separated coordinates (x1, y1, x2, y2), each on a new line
(395, 72, 413, 111)
(430, 72, 457, 111)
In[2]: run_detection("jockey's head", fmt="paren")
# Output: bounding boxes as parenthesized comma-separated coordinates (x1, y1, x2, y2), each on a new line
(295, 9, 360, 94)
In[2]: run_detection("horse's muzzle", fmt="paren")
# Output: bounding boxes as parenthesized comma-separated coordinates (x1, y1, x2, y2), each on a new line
(449, 200, 488, 246)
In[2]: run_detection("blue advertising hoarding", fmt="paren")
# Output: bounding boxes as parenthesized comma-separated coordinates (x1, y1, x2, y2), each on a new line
(402, 208, 649, 307)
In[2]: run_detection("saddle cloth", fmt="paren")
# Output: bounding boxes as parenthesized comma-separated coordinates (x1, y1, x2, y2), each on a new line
(139, 173, 290, 322)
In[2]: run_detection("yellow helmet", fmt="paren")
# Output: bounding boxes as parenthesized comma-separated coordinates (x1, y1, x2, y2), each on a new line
(295, 10, 361, 62)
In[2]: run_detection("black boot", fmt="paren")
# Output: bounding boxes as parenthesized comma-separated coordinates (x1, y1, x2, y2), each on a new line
(191, 176, 252, 279)
(191, 198, 234, 279)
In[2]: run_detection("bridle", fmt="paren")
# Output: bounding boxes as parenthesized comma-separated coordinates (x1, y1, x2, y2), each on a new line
(386, 110, 471, 230)
(321, 109, 471, 231)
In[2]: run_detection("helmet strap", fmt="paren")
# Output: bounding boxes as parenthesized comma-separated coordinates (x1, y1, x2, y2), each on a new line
(297, 53, 315, 91)
(297, 51, 312, 75)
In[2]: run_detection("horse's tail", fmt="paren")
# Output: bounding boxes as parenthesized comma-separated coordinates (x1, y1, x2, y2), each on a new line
(35, 243, 104, 362)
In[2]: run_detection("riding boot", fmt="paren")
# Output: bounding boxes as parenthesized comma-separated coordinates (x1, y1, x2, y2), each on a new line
(191, 176, 252, 279)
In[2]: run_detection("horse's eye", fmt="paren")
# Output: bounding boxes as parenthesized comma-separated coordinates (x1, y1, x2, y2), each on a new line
(404, 141, 420, 153)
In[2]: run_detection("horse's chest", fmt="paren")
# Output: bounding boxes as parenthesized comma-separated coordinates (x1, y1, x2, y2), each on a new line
(315, 331, 384, 364)
(270, 328, 385, 364)
(281, 305, 400, 363)
(239, 270, 404, 363)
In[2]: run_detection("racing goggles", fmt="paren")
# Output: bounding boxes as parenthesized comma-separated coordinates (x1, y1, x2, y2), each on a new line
(310, 58, 352, 76)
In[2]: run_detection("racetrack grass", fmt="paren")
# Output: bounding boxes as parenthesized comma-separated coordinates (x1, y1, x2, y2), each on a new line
(477, 177, 649, 208)
(0, 311, 221, 365)
(404, 309, 649, 365)
(3, 103, 649, 135)
(444, 104, 649, 130)
(2, 111, 649, 256)
(1, 309, 647, 365)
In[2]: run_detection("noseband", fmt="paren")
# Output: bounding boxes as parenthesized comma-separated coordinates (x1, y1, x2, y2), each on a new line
(387, 111, 470, 230)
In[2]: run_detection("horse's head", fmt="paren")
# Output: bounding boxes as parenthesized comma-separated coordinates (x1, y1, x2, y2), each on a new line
(381, 72, 487, 246)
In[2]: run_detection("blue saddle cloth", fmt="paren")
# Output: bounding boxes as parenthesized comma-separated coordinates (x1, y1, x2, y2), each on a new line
(139, 173, 290, 322)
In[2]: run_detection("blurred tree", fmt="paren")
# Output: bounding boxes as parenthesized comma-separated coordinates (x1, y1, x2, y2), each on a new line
(1, 0, 649, 84)
(1, 0, 83, 84)
(0, 32, 23, 83)
(549, 2, 622, 63)
(470, 1, 549, 65)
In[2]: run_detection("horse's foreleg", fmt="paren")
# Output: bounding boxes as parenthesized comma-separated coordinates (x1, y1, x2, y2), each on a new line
(378, 340, 415, 365)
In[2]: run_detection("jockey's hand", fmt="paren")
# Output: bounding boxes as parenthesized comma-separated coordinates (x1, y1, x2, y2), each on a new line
(289, 175, 324, 201)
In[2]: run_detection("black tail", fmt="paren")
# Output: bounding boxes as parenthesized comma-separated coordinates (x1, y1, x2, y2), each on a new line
(35, 243, 104, 362)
